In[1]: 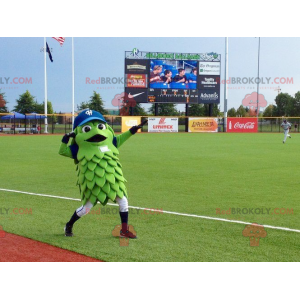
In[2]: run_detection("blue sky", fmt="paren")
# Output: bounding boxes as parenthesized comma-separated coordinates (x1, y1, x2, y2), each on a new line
(0, 37, 299, 113)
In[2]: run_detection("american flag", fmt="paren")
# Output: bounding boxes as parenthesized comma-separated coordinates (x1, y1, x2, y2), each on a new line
(52, 37, 65, 46)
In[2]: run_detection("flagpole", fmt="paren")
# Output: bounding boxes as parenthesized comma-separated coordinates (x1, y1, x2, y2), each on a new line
(224, 37, 228, 132)
(72, 37, 75, 127)
(256, 37, 260, 118)
(44, 37, 48, 133)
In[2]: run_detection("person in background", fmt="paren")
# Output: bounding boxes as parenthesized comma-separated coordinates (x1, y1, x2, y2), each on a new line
(189, 68, 197, 83)
(150, 65, 163, 83)
(160, 70, 172, 84)
(281, 119, 292, 143)
(173, 68, 188, 83)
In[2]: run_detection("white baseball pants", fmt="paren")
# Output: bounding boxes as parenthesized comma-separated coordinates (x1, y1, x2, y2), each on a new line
(283, 129, 291, 142)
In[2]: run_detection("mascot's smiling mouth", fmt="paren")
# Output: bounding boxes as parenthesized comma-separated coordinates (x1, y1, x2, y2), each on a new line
(85, 134, 107, 143)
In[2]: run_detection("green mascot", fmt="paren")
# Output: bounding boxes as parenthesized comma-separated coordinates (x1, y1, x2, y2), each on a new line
(59, 109, 146, 238)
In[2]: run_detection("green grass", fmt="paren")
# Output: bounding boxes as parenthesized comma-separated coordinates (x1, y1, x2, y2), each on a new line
(0, 133, 300, 261)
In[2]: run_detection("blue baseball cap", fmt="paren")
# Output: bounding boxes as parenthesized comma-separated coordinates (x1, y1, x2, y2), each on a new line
(73, 109, 107, 130)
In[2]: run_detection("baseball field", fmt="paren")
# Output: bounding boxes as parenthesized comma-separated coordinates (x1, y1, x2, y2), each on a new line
(0, 132, 299, 262)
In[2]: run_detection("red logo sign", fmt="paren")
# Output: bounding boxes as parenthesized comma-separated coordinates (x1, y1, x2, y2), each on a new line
(159, 118, 166, 125)
(227, 118, 258, 133)
(126, 74, 147, 88)
(153, 118, 172, 129)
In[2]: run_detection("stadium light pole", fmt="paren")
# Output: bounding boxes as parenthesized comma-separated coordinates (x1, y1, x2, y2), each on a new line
(256, 37, 260, 118)
(44, 37, 48, 133)
(224, 37, 228, 131)
(72, 37, 75, 127)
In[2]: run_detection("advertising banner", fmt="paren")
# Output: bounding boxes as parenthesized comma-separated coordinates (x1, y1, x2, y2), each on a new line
(199, 61, 221, 75)
(198, 75, 220, 90)
(227, 118, 258, 133)
(126, 74, 148, 88)
(148, 118, 178, 132)
(125, 59, 149, 74)
(124, 88, 148, 103)
(121, 117, 141, 133)
(198, 89, 220, 104)
(188, 118, 218, 132)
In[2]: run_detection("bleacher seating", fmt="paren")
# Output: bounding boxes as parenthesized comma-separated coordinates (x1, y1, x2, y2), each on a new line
(169, 82, 188, 89)
(150, 82, 169, 89)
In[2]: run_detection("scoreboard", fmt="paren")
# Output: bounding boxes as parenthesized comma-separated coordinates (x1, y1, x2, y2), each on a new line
(148, 89, 198, 104)
(124, 50, 221, 104)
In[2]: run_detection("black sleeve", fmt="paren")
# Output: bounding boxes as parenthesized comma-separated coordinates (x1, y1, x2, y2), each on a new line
(173, 75, 179, 82)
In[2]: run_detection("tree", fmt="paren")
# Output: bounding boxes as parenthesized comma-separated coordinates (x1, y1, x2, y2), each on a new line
(249, 108, 257, 117)
(203, 104, 221, 117)
(35, 100, 57, 122)
(236, 105, 246, 117)
(148, 103, 179, 116)
(188, 104, 205, 116)
(77, 101, 89, 111)
(287, 97, 296, 117)
(0, 92, 9, 113)
(263, 104, 276, 118)
(227, 107, 236, 117)
(77, 91, 108, 115)
(119, 101, 147, 116)
(34, 101, 54, 115)
(132, 103, 147, 116)
(275, 93, 294, 116)
(14, 90, 36, 113)
(293, 91, 300, 116)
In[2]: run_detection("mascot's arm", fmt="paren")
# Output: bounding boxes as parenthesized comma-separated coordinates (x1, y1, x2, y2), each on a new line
(115, 130, 133, 148)
(59, 143, 73, 158)
(58, 132, 76, 158)
(115, 120, 147, 148)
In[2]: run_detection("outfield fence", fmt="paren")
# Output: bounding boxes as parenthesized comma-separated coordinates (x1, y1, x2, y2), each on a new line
(0, 113, 299, 134)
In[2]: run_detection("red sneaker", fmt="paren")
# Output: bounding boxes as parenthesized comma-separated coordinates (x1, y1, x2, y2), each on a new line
(120, 230, 137, 239)
(120, 223, 137, 239)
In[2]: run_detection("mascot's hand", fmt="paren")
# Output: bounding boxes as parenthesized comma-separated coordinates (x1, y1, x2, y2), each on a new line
(62, 131, 76, 144)
(130, 119, 148, 135)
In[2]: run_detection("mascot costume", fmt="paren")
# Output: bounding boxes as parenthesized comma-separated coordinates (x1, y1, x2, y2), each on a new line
(59, 109, 146, 238)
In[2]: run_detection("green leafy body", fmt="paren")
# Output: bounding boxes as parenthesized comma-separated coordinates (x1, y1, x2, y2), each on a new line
(76, 141, 127, 206)
(59, 121, 132, 207)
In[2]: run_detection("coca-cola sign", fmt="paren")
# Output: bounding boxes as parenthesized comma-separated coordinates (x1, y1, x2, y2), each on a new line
(227, 118, 258, 133)
(234, 122, 255, 129)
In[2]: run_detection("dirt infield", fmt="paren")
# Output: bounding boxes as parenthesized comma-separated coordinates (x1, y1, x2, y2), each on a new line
(0, 233, 103, 262)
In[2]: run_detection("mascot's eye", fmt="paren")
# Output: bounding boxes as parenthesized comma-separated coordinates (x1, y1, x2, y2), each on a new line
(82, 125, 92, 133)
(98, 123, 106, 130)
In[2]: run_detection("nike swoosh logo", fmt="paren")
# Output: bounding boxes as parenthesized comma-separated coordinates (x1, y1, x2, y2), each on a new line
(128, 92, 145, 98)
